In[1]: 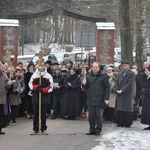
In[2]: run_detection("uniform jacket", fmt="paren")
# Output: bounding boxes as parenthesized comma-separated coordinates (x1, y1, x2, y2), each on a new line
(28, 69, 53, 104)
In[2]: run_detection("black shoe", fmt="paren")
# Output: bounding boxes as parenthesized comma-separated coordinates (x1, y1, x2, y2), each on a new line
(86, 132, 95, 135)
(124, 125, 130, 128)
(95, 132, 100, 135)
(13, 119, 16, 123)
(117, 124, 123, 127)
(144, 126, 150, 130)
(0, 131, 5, 135)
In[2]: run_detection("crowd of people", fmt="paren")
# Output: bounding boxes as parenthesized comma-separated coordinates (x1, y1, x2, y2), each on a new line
(0, 57, 150, 135)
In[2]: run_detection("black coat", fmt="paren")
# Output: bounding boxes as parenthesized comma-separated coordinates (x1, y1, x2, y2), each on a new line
(52, 75, 65, 95)
(63, 74, 81, 117)
(141, 77, 150, 125)
(24, 71, 33, 95)
(82, 70, 110, 106)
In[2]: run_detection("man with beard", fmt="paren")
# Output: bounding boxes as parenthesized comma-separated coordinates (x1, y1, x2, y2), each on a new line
(82, 62, 110, 135)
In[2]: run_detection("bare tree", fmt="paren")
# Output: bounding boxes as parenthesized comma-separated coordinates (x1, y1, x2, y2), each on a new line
(134, 0, 147, 68)
(119, 0, 133, 63)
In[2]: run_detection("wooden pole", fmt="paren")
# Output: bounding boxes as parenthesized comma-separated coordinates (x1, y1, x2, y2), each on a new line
(35, 51, 46, 134)
(9, 55, 15, 79)
(83, 53, 87, 79)
(38, 67, 42, 134)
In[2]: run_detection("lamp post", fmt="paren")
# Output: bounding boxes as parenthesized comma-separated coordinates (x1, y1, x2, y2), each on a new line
(21, 22, 24, 56)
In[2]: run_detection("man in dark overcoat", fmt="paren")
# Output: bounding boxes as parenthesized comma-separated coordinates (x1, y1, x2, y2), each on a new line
(114, 61, 135, 127)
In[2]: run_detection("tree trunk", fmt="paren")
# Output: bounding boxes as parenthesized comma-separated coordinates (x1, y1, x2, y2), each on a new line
(134, 0, 147, 68)
(53, 8, 59, 43)
(119, 0, 133, 64)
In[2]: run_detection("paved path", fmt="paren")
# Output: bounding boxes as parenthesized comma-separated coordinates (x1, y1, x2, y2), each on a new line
(0, 117, 148, 150)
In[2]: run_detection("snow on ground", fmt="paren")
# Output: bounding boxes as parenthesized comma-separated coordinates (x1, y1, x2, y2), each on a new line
(19, 43, 95, 55)
(21, 43, 79, 55)
(92, 120, 150, 150)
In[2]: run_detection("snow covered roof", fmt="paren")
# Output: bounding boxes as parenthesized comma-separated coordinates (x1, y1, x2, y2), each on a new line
(96, 22, 115, 30)
(0, 19, 19, 27)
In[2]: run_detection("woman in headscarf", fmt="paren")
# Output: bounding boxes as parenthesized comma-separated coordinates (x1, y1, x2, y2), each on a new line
(63, 67, 81, 120)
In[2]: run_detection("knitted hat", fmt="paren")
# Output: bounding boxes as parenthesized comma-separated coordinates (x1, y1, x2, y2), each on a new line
(113, 67, 120, 72)
(17, 61, 23, 66)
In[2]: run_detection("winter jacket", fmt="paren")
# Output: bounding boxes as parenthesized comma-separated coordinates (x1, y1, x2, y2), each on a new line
(8, 77, 21, 106)
(28, 69, 53, 104)
(114, 69, 135, 112)
(52, 75, 65, 95)
(82, 70, 110, 106)
(0, 71, 10, 104)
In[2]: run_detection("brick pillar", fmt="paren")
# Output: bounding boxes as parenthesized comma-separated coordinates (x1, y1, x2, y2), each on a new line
(0, 19, 19, 67)
(96, 22, 115, 65)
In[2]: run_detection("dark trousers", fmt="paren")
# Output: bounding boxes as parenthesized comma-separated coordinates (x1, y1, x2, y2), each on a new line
(33, 104, 48, 132)
(18, 97, 26, 117)
(0, 104, 4, 131)
(46, 93, 52, 115)
(10, 105, 18, 121)
(26, 95, 33, 114)
(88, 105, 104, 134)
(52, 94, 64, 117)
(80, 91, 87, 113)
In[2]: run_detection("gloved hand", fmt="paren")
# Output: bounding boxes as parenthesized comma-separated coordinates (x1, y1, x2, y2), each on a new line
(38, 84, 43, 92)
